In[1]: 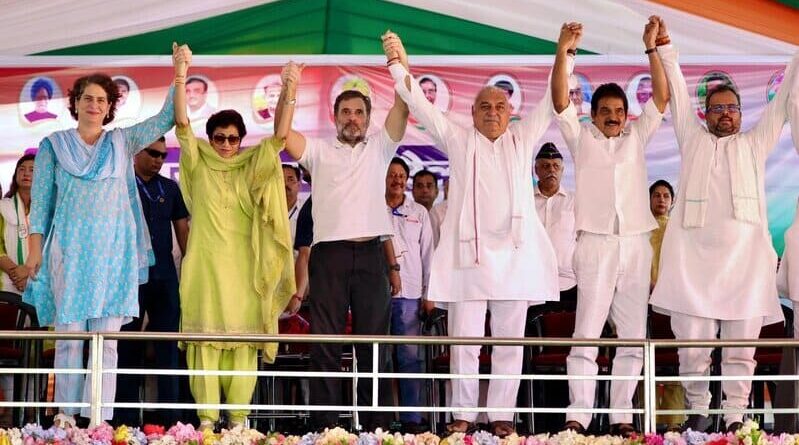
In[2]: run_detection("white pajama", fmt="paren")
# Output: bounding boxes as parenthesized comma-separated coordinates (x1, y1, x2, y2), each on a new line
(670, 313, 763, 426)
(566, 232, 652, 426)
(448, 300, 529, 422)
(55, 316, 125, 420)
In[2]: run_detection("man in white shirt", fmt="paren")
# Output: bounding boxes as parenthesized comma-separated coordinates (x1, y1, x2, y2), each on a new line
(282, 164, 302, 242)
(553, 19, 669, 436)
(650, 18, 799, 433)
(533, 143, 577, 303)
(276, 40, 409, 430)
(385, 32, 560, 438)
(185, 77, 216, 122)
(385, 157, 434, 432)
(429, 177, 448, 247)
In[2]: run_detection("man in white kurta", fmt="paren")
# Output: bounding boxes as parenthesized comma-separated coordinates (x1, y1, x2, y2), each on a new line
(533, 143, 577, 299)
(779, 82, 799, 339)
(553, 19, 668, 436)
(650, 20, 799, 431)
(386, 35, 560, 437)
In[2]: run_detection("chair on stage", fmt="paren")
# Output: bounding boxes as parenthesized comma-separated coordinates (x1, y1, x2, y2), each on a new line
(522, 302, 613, 434)
(0, 291, 39, 426)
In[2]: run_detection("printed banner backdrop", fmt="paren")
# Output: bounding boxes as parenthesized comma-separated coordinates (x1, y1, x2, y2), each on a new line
(0, 56, 796, 253)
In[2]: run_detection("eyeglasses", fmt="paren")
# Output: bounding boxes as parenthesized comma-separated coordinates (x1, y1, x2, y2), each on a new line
(212, 134, 241, 145)
(706, 104, 741, 114)
(144, 148, 167, 159)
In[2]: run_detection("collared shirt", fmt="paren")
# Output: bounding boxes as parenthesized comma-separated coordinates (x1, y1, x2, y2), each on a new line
(387, 196, 434, 299)
(534, 185, 576, 290)
(299, 129, 398, 244)
(288, 198, 304, 247)
(555, 99, 663, 236)
(136, 173, 189, 280)
(429, 200, 448, 247)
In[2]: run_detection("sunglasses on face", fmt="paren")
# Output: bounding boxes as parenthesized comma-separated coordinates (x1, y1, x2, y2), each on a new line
(707, 104, 741, 114)
(212, 134, 241, 145)
(144, 148, 168, 159)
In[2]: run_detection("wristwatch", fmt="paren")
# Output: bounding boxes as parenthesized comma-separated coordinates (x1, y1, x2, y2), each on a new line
(388, 264, 401, 272)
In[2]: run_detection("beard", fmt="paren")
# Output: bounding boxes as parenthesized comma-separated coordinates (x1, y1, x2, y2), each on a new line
(337, 122, 365, 144)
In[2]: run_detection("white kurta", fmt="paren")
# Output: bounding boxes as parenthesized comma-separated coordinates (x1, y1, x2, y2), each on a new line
(391, 65, 560, 303)
(650, 44, 799, 325)
(777, 77, 799, 305)
(534, 186, 576, 291)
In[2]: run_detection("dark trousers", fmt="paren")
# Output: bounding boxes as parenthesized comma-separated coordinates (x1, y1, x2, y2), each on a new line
(114, 275, 183, 426)
(308, 239, 392, 430)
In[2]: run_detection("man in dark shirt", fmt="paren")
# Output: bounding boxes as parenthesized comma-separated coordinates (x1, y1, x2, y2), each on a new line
(114, 136, 190, 426)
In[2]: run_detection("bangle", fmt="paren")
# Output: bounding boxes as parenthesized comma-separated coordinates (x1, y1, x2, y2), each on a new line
(566, 49, 577, 56)
(291, 295, 303, 302)
(645, 47, 657, 54)
(286, 98, 296, 105)
(386, 57, 400, 66)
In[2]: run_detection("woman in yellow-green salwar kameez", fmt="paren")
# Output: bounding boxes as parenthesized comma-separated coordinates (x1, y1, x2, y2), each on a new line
(173, 46, 295, 431)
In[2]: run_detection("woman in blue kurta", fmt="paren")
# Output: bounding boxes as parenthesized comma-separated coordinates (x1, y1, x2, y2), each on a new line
(23, 45, 186, 423)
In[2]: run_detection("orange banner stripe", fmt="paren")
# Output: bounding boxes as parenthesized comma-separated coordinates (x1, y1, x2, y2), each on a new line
(652, 0, 799, 46)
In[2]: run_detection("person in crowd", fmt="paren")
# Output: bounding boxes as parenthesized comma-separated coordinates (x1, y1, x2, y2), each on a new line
(0, 154, 35, 294)
(114, 136, 190, 427)
(283, 164, 303, 242)
(385, 157, 434, 433)
(555, 18, 668, 436)
(649, 179, 674, 289)
(174, 47, 295, 431)
(277, 33, 409, 430)
(412, 169, 439, 211)
(429, 177, 448, 247)
(533, 143, 576, 304)
(22, 44, 181, 426)
(286, 166, 312, 316)
(386, 31, 560, 437)
(650, 17, 799, 433)
(647, 179, 685, 429)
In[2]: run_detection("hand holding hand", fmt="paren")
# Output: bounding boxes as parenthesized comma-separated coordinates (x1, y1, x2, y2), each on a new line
(644, 16, 660, 48)
(558, 22, 583, 52)
(381, 30, 408, 69)
(281, 61, 305, 92)
(172, 42, 192, 78)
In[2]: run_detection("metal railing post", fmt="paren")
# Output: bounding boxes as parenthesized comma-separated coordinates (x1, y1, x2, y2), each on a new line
(90, 333, 104, 426)
(352, 347, 360, 430)
(372, 342, 379, 408)
(644, 341, 657, 433)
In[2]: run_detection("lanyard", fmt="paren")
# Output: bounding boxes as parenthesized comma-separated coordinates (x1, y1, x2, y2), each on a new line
(136, 176, 165, 203)
(13, 194, 27, 265)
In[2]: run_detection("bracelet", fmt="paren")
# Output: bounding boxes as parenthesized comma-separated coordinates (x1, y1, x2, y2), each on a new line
(655, 37, 671, 46)
(566, 49, 577, 56)
(386, 57, 400, 66)
(645, 47, 657, 54)
(286, 98, 297, 105)
(291, 295, 303, 302)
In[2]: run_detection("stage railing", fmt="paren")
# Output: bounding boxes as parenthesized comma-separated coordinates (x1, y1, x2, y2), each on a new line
(0, 331, 797, 434)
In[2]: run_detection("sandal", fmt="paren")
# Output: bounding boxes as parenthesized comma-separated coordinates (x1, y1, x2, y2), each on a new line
(489, 420, 515, 438)
(610, 423, 636, 438)
(446, 419, 476, 434)
(561, 420, 586, 434)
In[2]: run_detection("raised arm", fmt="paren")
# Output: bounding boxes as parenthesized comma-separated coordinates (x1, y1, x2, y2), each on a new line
(174, 42, 191, 129)
(276, 61, 307, 160)
(123, 43, 188, 154)
(381, 31, 410, 143)
(656, 19, 703, 148)
(792, 67, 799, 154)
(386, 33, 460, 154)
(645, 16, 669, 113)
(552, 23, 582, 156)
(750, 49, 799, 155)
(553, 23, 581, 114)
